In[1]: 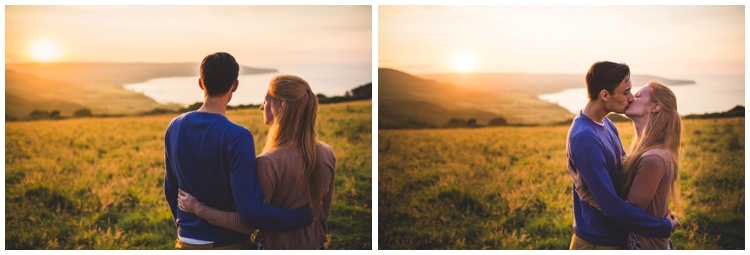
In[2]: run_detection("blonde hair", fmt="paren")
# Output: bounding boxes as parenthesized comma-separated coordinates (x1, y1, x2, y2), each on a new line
(262, 74, 324, 220)
(619, 81, 682, 214)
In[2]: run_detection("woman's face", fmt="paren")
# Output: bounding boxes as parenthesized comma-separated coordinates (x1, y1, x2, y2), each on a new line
(624, 86, 657, 118)
(260, 93, 279, 126)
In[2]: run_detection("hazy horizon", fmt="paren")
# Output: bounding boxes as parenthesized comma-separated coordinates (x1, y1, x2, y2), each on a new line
(6, 6, 372, 68)
(377, 66, 747, 78)
(379, 5, 744, 78)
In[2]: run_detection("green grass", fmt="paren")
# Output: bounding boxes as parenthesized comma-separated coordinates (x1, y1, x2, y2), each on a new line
(5, 100, 372, 250)
(378, 117, 744, 250)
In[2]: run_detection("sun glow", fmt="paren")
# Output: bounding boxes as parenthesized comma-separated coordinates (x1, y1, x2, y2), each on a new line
(31, 40, 59, 62)
(451, 52, 477, 72)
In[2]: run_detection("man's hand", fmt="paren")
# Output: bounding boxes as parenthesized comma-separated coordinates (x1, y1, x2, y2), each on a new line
(177, 188, 201, 214)
(668, 212, 681, 232)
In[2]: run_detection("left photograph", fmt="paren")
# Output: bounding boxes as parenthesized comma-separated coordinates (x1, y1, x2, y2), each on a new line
(5, 5, 372, 250)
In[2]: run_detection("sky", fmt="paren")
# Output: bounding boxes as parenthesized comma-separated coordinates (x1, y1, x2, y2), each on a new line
(379, 5, 745, 77)
(5, 5, 372, 68)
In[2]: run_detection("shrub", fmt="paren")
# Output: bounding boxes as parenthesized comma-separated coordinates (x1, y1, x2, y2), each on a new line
(74, 108, 93, 117)
(489, 117, 508, 126)
(28, 109, 51, 120)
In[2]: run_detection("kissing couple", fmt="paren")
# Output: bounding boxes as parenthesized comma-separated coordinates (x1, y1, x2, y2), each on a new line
(567, 61, 682, 250)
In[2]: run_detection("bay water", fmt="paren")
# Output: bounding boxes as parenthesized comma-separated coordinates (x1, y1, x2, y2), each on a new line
(124, 63, 371, 106)
(539, 74, 745, 115)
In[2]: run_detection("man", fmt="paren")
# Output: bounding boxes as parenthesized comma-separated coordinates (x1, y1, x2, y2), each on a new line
(566, 61, 679, 249)
(164, 52, 312, 249)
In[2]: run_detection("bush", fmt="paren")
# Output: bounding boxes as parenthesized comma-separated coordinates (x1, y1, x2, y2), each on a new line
(74, 108, 93, 117)
(445, 118, 467, 128)
(183, 102, 203, 112)
(489, 117, 508, 126)
(50, 110, 61, 119)
(28, 109, 50, 120)
(350, 83, 372, 98)
(606, 113, 632, 122)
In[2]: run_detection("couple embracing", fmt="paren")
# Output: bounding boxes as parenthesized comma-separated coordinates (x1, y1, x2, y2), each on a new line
(567, 61, 682, 250)
(164, 52, 336, 250)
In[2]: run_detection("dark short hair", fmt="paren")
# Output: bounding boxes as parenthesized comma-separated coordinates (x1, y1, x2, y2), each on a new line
(200, 52, 239, 97)
(585, 61, 630, 101)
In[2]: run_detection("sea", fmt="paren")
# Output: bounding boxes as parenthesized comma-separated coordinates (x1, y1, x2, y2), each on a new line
(124, 62, 371, 106)
(538, 74, 745, 115)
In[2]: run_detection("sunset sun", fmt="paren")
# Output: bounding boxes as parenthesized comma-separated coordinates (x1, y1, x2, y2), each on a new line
(451, 52, 477, 72)
(31, 40, 59, 62)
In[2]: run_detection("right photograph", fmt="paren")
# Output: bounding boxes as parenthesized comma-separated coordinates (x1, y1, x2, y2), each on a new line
(378, 5, 744, 250)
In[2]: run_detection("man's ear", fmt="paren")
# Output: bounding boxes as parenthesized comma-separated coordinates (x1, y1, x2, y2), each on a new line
(231, 80, 238, 92)
(651, 104, 661, 113)
(198, 78, 205, 91)
(599, 90, 609, 102)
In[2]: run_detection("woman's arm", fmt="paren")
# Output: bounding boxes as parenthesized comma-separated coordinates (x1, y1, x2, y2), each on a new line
(255, 157, 278, 204)
(625, 154, 669, 210)
(321, 150, 336, 233)
(569, 164, 601, 210)
(178, 189, 257, 234)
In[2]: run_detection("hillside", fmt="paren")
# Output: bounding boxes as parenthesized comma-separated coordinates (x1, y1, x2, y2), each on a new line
(6, 62, 276, 88)
(5, 70, 169, 118)
(419, 73, 695, 96)
(378, 68, 574, 128)
(5, 62, 277, 118)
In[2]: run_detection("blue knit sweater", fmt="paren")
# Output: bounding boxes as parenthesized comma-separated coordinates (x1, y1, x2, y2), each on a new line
(164, 111, 312, 244)
(566, 111, 671, 246)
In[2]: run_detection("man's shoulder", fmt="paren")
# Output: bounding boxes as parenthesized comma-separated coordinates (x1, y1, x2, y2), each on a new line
(223, 120, 251, 134)
(166, 111, 252, 139)
(601, 116, 620, 132)
(567, 122, 605, 154)
(166, 111, 189, 126)
(569, 128, 601, 145)
(569, 118, 599, 140)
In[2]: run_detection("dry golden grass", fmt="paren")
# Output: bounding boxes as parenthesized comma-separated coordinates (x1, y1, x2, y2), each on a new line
(379, 118, 744, 250)
(5, 100, 372, 250)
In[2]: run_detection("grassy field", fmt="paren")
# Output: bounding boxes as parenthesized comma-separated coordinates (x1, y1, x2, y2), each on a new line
(378, 117, 744, 250)
(5, 100, 372, 250)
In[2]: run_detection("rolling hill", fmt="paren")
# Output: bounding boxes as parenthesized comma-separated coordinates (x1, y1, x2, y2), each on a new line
(5, 62, 277, 119)
(378, 68, 574, 128)
(418, 73, 695, 96)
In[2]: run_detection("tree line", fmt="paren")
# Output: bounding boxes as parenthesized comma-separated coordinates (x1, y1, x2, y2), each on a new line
(7, 82, 372, 121)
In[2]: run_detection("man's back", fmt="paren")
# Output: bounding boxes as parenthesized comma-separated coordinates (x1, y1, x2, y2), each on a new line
(164, 111, 255, 244)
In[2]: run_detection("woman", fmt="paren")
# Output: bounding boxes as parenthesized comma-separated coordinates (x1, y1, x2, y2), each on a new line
(177, 74, 336, 250)
(619, 81, 681, 250)
(575, 81, 681, 249)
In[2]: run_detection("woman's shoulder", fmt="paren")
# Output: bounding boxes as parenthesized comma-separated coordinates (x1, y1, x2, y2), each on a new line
(258, 142, 334, 160)
(316, 141, 335, 159)
(316, 141, 332, 152)
(315, 141, 336, 169)
(257, 147, 295, 165)
(638, 148, 674, 175)
(641, 148, 671, 159)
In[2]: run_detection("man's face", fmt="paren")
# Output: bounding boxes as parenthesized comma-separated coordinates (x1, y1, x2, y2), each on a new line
(625, 86, 656, 118)
(605, 75, 634, 114)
